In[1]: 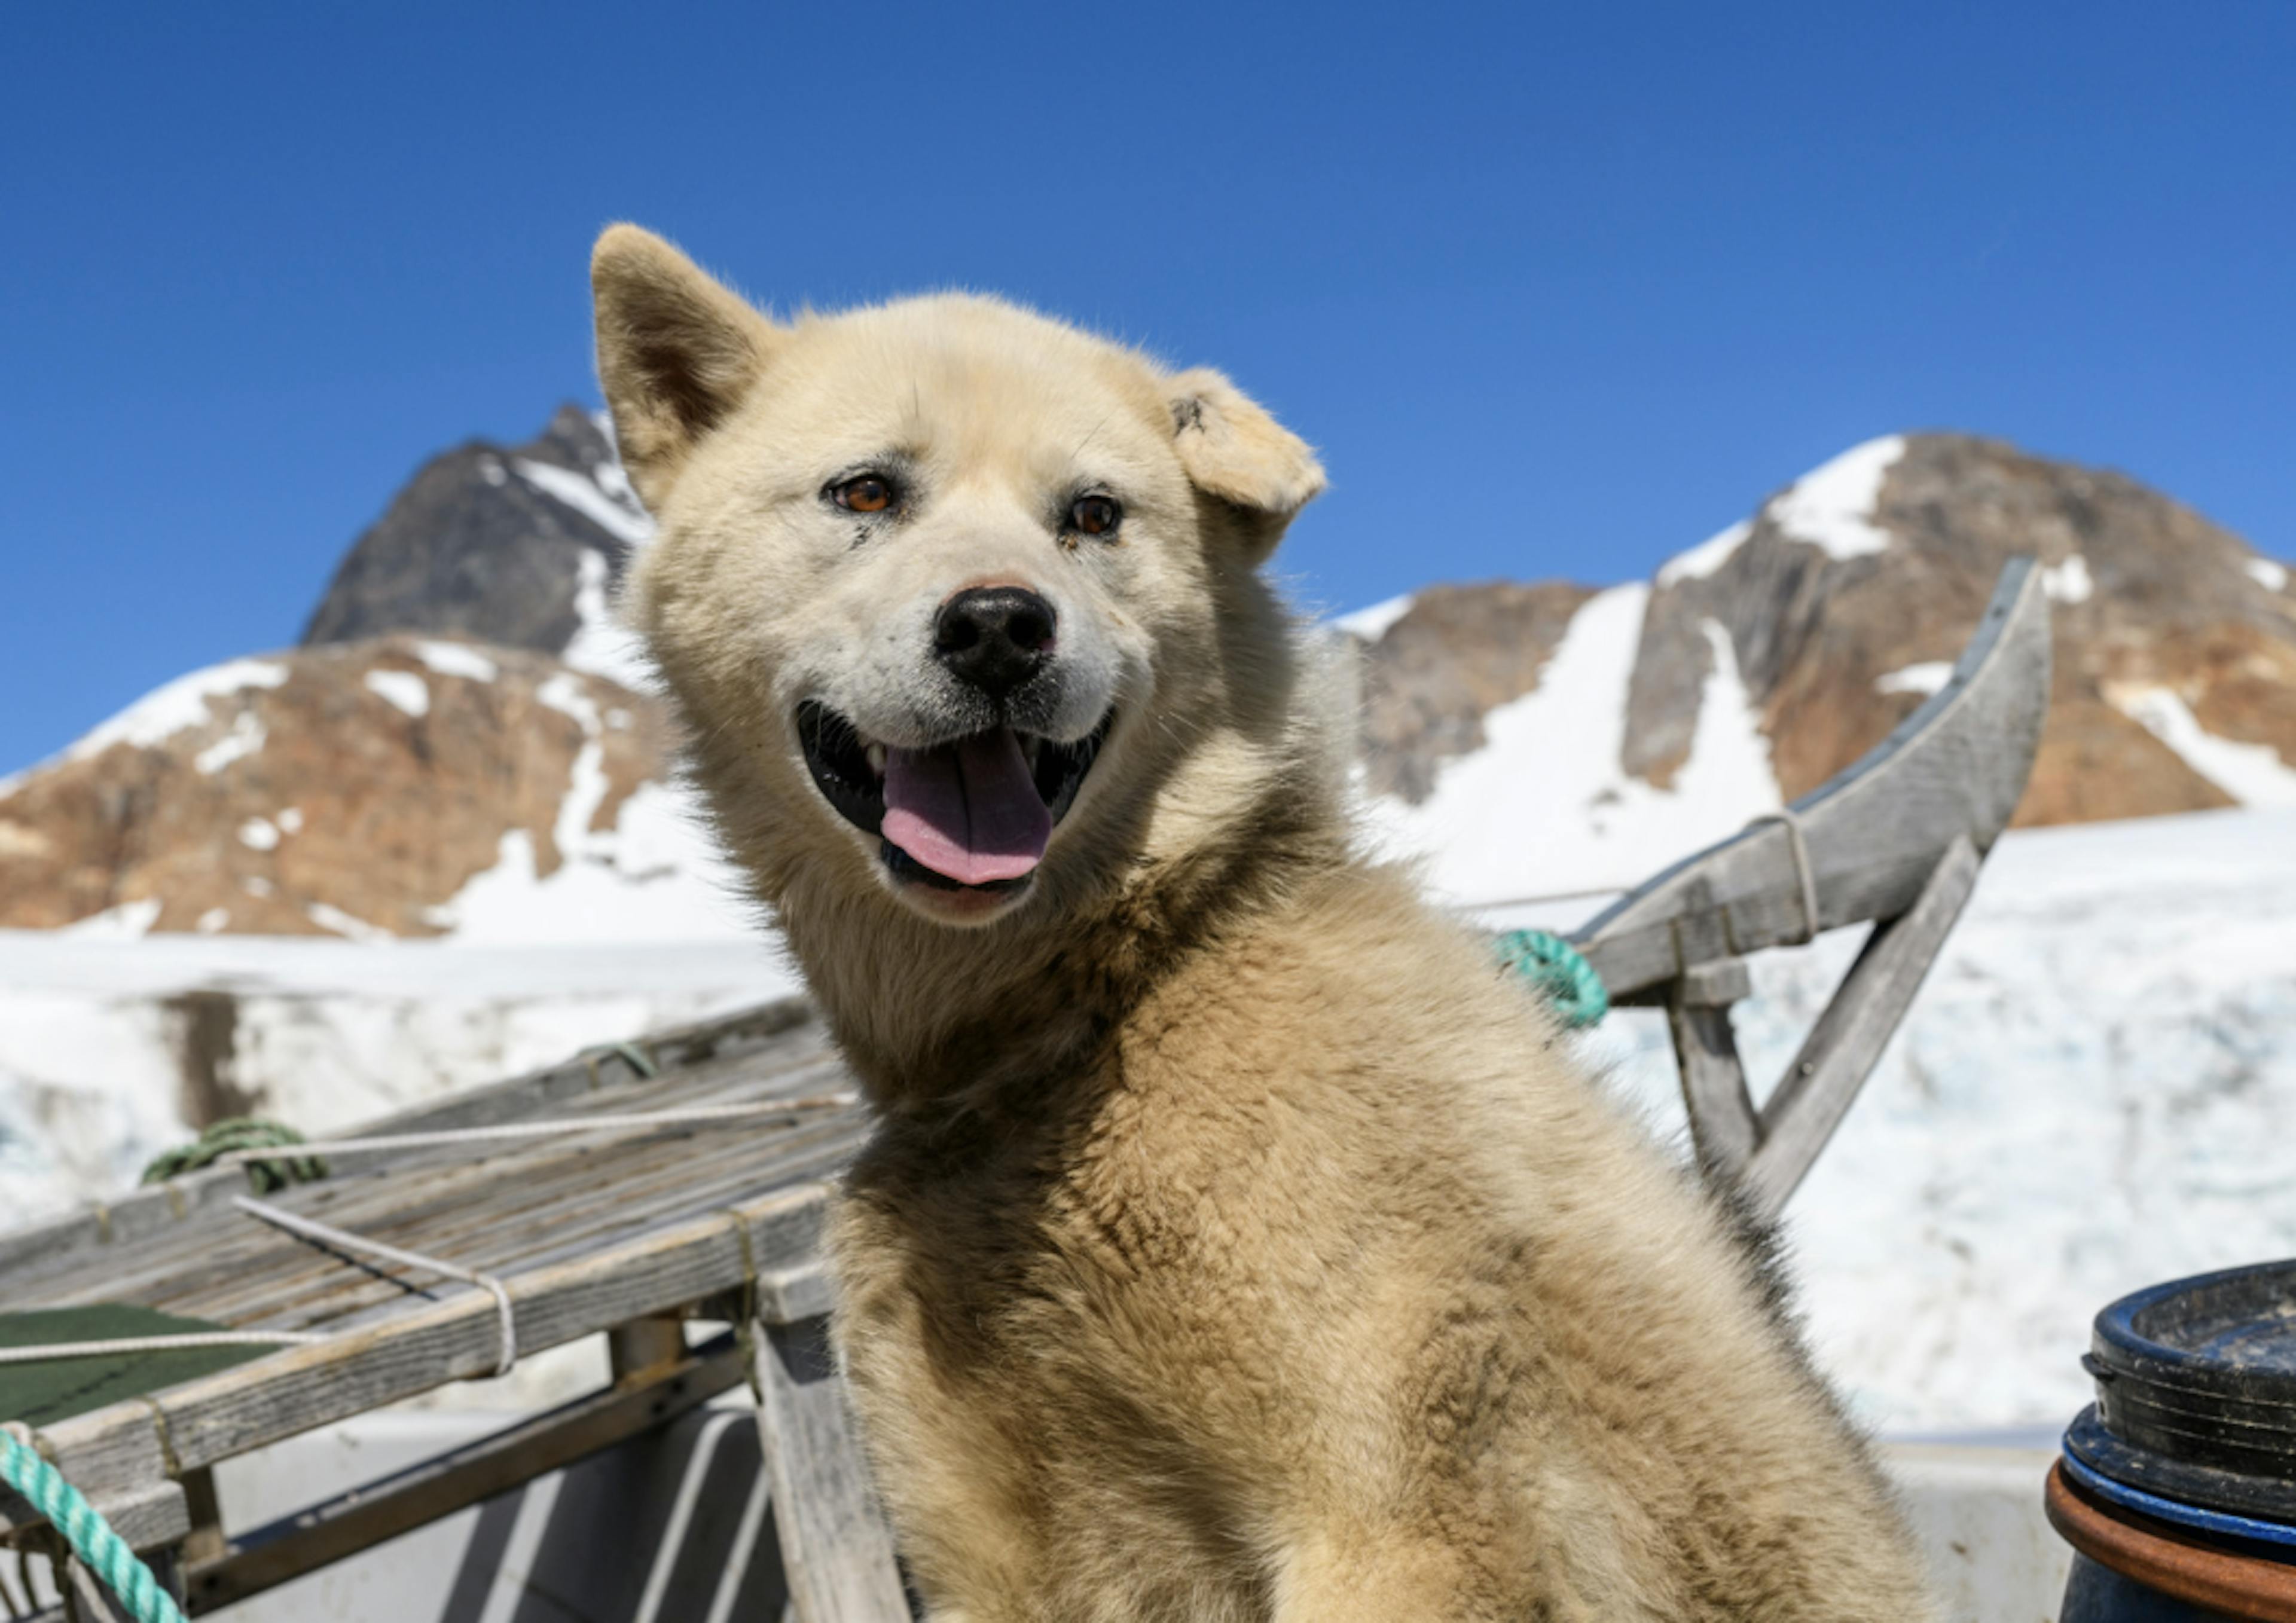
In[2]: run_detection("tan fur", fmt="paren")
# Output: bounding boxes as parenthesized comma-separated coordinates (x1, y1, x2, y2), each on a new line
(592, 224, 1935, 1621)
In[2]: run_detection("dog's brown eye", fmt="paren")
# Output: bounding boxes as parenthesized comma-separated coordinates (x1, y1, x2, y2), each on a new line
(836, 475, 894, 513)
(1071, 496, 1120, 537)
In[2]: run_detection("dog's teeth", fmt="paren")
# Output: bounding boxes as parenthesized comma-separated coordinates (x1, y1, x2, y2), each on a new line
(865, 742, 887, 775)
(1023, 736, 1043, 767)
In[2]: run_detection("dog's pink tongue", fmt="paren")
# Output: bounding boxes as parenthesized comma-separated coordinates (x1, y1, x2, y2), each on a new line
(881, 729, 1051, 886)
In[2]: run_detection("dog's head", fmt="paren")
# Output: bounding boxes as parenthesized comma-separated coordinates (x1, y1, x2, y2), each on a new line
(592, 225, 1326, 929)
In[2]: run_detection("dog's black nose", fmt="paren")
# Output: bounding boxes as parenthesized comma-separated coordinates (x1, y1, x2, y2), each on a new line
(935, 586, 1057, 699)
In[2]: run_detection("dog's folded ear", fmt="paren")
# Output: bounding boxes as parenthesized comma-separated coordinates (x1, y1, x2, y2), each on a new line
(1164, 369, 1327, 561)
(591, 224, 784, 511)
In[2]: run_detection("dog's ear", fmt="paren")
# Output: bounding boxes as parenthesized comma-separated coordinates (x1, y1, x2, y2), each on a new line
(1164, 368, 1326, 562)
(591, 224, 783, 511)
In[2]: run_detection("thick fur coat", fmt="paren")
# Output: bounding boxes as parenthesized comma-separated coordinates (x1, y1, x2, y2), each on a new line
(591, 224, 1935, 1621)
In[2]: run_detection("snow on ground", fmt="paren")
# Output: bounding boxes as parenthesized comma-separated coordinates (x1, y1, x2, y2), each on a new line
(0, 931, 801, 1231)
(63, 658, 291, 762)
(193, 710, 267, 774)
(1364, 585, 1783, 900)
(1877, 661, 1955, 698)
(2109, 684, 2296, 807)
(362, 668, 430, 717)
(1656, 518, 1753, 586)
(428, 782, 755, 944)
(1767, 435, 1905, 561)
(1332, 593, 1415, 641)
(422, 673, 753, 943)
(2042, 555, 2094, 604)
(560, 548, 657, 689)
(2249, 555, 2290, 594)
(512, 458, 655, 549)
(411, 640, 500, 683)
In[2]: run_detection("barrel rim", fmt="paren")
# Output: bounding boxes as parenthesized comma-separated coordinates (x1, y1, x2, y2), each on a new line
(2092, 1258, 2296, 1393)
(2044, 1459, 2296, 1622)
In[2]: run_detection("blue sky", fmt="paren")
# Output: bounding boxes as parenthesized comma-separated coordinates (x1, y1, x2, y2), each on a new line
(3, 2, 2291, 774)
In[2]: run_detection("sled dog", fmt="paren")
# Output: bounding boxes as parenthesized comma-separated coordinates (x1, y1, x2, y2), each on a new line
(591, 224, 1934, 1621)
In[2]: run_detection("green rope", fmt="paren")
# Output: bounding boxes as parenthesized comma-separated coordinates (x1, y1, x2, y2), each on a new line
(139, 1118, 326, 1197)
(0, 1426, 185, 1623)
(1494, 929, 1610, 1029)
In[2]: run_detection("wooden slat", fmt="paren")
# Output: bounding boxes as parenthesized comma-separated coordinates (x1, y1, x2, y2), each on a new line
(754, 1316, 911, 1623)
(1662, 884, 1760, 1176)
(3, 1052, 859, 1316)
(1739, 835, 1983, 1218)
(0, 1478, 189, 1556)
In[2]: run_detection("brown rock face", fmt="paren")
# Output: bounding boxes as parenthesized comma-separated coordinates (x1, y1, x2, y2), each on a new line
(1355, 582, 1597, 801)
(0, 638, 673, 936)
(1376, 432, 2294, 827)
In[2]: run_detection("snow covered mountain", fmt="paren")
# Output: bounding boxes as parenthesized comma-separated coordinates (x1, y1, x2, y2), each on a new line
(1356, 432, 2296, 902)
(0, 416, 2292, 1435)
(4, 420, 2289, 939)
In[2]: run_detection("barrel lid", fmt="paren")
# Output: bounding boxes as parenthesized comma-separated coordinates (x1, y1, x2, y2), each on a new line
(2074, 1258, 2296, 1523)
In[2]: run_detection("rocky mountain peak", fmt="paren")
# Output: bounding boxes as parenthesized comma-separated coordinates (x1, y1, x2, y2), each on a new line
(1354, 430, 2294, 898)
(300, 404, 651, 658)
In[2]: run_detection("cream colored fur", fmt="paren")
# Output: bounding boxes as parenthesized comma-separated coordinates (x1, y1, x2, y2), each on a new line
(591, 224, 1935, 1621)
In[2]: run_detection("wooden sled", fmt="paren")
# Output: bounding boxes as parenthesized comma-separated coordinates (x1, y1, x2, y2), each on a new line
(1571, 556, 2052, 1218)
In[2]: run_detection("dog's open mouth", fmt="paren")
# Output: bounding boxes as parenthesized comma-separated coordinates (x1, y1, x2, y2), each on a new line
(796, 701, 1112, 893)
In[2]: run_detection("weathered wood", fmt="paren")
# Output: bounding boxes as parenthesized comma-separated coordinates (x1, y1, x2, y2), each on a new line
(181, 1331, 749, 1613)
(760, 1261, 835, 1326)
(1671, 1004, 1758, 1176)
(607, 1315, 690, 1383)
(1739, 835, 1983, 1219)
(19, 1182, 831, 1505)
(753, 1316, 910, 1623)
(1665, 885, 1761, 1176)
(1573, 557, 2049, 1000)
(0, 1479, 188, 1557)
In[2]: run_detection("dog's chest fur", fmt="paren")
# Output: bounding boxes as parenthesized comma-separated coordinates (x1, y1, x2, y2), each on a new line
(831, 1035, 1327, 1620)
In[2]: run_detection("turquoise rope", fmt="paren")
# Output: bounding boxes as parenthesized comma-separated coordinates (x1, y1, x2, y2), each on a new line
(1493, 929, 1610, 1029)
(0, 1428, 185, 1623)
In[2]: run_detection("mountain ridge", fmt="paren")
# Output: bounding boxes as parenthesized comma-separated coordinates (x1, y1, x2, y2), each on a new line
(3, 413, 2291, 937)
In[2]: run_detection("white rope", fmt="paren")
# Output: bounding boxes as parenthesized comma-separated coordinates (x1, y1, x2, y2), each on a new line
(1746, 808, 1821, 944)
(233, 1196, 519, 1379)
(0, 1330, 325, 1367)
(216, 1096, 859, 1166)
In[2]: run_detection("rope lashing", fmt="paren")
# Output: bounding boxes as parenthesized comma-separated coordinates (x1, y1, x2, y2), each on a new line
(140, 1118, 326, 1196)
(1, 1423, 186, 1623)
(1494, 930, 1609, 1028)
(1744, 806, 1820, 945)
(233, 1197, 520, 1378)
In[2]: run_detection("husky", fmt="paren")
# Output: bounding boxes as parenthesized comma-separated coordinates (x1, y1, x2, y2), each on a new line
(590, 224, 1934, 1621)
